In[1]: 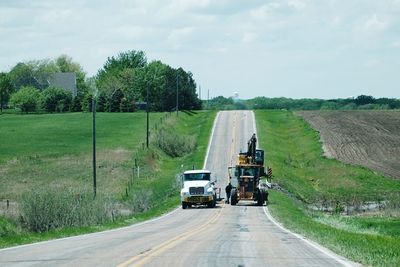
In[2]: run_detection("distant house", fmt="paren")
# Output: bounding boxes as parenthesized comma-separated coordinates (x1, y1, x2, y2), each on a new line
(48, 73, 77, 97)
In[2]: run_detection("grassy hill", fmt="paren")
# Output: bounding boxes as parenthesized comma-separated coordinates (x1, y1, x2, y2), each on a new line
(0, 110, 216, 247)
(0, 112, 164, 200)
(255, 110, 400, 267)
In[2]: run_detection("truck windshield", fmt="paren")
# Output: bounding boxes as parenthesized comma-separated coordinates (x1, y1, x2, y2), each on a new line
(184, 173, 210, 181)
(240, 168, 254, 176)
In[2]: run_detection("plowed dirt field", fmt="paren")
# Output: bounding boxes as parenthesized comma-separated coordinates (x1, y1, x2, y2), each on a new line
(297, 110, 400, 179)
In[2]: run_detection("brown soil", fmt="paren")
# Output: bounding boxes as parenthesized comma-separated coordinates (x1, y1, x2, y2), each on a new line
(297, 110, 400, 179)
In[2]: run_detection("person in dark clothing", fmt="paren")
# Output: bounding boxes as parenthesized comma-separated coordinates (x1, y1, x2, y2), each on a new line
(225, 182, 232, 204)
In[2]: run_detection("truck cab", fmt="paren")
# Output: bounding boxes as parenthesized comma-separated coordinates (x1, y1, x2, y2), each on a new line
(180, 170, 217, 209)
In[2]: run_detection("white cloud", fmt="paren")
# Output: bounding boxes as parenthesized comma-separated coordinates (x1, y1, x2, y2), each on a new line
(329, 16, 341, 27)
(391, 40, 400, 48)
(250, 3, 282, 20)
(364, 58, 383, 68)
(360, 14, 390, 33)
(115, 26, 147, 40)
(0, 0, 399, 98)
(241, 32, 257, 43)
(167, 27, 195, 50)
(288, 0, 306, 10)
(170, 0, 211, 12)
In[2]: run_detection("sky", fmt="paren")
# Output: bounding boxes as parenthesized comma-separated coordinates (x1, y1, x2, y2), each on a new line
(0, 0, 399, 99)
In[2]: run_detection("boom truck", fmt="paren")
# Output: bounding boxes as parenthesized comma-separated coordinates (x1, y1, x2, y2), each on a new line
(228, 134, 271, 206)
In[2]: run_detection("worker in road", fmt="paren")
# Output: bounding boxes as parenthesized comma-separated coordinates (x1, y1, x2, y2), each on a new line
(225, 182, 232, 204)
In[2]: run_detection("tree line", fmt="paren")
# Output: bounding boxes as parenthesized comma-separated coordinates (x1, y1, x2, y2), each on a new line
(0, 51, 201, 113)
(205, 95, 400, 111)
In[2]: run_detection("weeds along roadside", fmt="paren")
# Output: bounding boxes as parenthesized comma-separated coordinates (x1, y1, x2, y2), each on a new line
(0, 110, 216, 248)
(255, 110, 400, 267)
(122, 112, 207, 213)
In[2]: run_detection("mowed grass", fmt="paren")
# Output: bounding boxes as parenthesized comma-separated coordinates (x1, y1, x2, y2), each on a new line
(0, 112, 165, 200)
(0, 112, 163, 162)
(256, 110, 400, 267)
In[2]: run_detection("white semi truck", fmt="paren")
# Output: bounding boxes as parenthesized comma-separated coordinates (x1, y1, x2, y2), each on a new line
(180, 170, 217, 209)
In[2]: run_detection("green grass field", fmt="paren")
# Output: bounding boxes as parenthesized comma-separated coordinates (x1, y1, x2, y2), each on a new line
(0, 112, 166, 200)
(0, 110, 216, 248)
(0, 112, 164, 162)
(255, 110, 400, 267)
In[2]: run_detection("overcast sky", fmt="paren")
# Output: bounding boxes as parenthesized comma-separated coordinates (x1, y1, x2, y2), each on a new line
(0, 0, 399, 99)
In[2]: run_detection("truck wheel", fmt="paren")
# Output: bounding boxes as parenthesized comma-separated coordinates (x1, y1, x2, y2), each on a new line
(230, 189, 238, 205)
(182, 202, 188, 209)
(257, 189, 266, 206)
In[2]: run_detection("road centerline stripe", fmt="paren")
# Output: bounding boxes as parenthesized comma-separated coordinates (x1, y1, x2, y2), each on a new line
(117, 203, 225, 267)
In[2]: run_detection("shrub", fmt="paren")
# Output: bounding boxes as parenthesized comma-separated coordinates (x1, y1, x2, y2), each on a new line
(20, 188, 118, 232)
(153, 128, 196, 157)
(126, 190, 153, 213)
(41, 86, 73, 112)
(9, 86, 41, 112)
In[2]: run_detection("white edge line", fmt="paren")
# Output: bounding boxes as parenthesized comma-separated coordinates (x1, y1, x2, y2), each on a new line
(0, 207, 180, 252)
(255, 110, 356, 267)
(263, 203, 357, 266)
(203, 111, 220, 169)
(1, 111, 221, 252)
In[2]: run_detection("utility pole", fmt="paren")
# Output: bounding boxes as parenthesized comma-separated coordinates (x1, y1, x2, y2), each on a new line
(92, 96, 97, 198)
(199, 85, 201, 100)
(176, 74, 179, 116)
(146, 85, 149, 148)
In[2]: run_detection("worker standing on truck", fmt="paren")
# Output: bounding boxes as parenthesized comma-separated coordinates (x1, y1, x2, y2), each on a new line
(225, 182, 232, 204)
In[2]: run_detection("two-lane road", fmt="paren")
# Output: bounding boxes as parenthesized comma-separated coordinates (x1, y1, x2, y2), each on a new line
(0, 111, 357, 267)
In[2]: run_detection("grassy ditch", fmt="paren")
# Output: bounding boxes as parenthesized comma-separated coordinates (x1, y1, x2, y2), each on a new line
(256, 110, 400, 267)
(268, 191, 400, 267)
(0, 110, 216, 248)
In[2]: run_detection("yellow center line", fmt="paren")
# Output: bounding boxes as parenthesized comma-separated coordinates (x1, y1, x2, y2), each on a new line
(117, 203, 225, 267)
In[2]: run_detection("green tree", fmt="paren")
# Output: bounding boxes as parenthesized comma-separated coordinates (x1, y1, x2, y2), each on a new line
(108, 89, 124, 112)
(173, 67, 201, 111)
(41, 87, 73, 112)
(55, 55, 88, 111)
(8, 63, 38, 89)
(10, 86, 41, 113)
(134, 61, 169, 112)
(0, 72, 14, 113)
(8, 60, 59, 90)
(96, 91, 107, 112)
(97, 50, 147, 111)
(82, 93, 93, 112)
(354, 95, 375, 106)
(97, 50, 147, 79)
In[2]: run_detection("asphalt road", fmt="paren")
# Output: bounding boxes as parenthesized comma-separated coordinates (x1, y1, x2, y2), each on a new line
(0, 110, 357, 267)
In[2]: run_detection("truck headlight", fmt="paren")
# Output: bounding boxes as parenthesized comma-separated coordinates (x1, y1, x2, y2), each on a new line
(206, 187, 214, 194)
